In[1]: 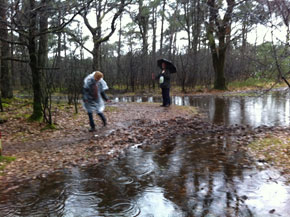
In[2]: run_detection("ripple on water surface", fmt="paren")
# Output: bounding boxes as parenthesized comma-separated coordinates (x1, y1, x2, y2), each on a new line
(114, 176, 135, 185)
(103, 199, 141, 216)
(0, 190, 66, 216)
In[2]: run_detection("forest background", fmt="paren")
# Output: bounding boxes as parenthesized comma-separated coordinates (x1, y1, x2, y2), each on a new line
(0, 0, 289, 124)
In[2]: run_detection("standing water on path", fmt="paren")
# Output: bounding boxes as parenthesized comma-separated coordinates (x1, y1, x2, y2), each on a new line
(113, 89, 290, 127)
(1, 90, 289, 216)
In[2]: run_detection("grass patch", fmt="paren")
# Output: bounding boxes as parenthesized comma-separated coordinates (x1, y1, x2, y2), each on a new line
(0, 115, 8, 123)
(229, 78, 269, 89)
(228, 78, 287, 91)
(1, 97, 32, 112)
(2, 98, 14, 104)
(249, 135, 290, 170)
(2, 97, 30, 104)
(40, 124, 58, 131)
(177, 105, 198, 115)
(106, 106, 120, 113)
(14, 113, 31, 120)
(2, 103, 9, 108)
(57, 103, 70, 110)
(0, 156, 16, 173)
(28, 115, 43, 123)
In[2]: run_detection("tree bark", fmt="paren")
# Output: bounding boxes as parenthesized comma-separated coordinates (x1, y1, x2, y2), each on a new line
(206, 0, 235, 90)
(0, 0, 13, 98)
(117, 14, 122, 87)
(151, 2, 157, 89)
(159, 0, 166, 56)
(136, 0, 149, 89)
(28, 0, 42, 120)
(38, 0, 50, 123)
(82, 0, 128, 71)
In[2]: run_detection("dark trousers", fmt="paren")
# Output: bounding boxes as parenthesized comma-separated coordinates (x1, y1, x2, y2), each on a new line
(88, 112, 107, 129)
(161, 88, 170, 106)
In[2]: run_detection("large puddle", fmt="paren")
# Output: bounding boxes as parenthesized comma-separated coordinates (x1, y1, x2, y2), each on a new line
(1, 89, 290, 216)
(114, 89, 290, 127)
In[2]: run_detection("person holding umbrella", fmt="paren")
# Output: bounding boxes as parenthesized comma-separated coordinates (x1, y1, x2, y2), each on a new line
(155, 59, 176, 107)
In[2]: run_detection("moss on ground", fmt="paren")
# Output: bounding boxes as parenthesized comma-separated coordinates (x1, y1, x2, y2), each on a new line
(249, 134, 290, 176)
(0, 156, 16, 174)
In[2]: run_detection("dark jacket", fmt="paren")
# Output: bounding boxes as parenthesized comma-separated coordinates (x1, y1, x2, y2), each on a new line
(156, 69, 171, 89)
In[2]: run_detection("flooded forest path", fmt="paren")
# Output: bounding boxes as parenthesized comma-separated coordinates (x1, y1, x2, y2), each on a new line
(0, 89, 289, 216)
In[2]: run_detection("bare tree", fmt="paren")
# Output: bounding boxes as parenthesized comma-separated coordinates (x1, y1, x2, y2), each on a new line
(77, 0, 131, 71)
(4, 0, 91, 120)
(135, 0, 150, 89)
(267, 0, 290, 83)
(178, 54, 189, 92)
(254, 0, 290, 86)
(159, 0, 166, 56)
(205, 0, 236, 90)
(150, 0, 159, 89)
(0, 0, 13, 98)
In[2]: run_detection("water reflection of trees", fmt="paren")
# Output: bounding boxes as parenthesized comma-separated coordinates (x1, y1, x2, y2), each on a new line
(153, 135, 255, 216)
(213, 97, 227, 124)
(116, 92, 290, 127)
(4, 91, 290, 216)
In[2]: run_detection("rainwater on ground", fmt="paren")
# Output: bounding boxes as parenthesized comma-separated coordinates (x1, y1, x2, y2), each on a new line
(1, 89, 290, 217)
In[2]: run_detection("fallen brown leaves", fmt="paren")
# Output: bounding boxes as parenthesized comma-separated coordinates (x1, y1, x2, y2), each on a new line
(0, 101, 198, 190)
(0, 100, 289, 191)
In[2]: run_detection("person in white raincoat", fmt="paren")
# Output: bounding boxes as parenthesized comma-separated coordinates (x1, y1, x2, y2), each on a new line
(83, 71, 109, 131)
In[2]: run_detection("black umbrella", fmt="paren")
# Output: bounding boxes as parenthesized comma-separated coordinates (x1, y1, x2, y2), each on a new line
(157, 58, 176, 74)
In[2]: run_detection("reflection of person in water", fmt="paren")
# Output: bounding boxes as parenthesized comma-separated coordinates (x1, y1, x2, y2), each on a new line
(156, 62, 171, 107)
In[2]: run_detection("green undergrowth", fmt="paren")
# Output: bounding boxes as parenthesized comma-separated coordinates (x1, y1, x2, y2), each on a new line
(228, 78, 286, 91)
(40, 124, 58, 131)
(0, 156, 16, 174)
(0, 98, 32, 120)
(110, 79, 287, 96)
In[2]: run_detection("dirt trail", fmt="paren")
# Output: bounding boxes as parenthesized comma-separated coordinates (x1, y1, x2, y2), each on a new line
(1, 102, 289, 191)
(0, 103, 198, 189)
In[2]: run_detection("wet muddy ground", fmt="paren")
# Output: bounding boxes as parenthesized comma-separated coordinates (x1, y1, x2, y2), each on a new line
(0, 90, 289, 216)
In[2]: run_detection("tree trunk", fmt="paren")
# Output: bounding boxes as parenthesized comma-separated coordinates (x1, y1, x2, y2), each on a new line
(212, 47, 226, 90)
(29, 41, 42, 120)
(206, 0, 235, 90)
(92, 40, 100, 71)
(38, 0, 48, 70)
(159, 0, 166, 56)
(192, 0, 202, 54)
(136, 0, 149, 89)
(151, 3, 157, 89)
(0, 96, 3, 112)
(28, 0, 42, 120)
(38, 0, 50, 123)
(0, 0, 13, 98)
(82, 0, 127, 72)
(117, 15, 122, 88)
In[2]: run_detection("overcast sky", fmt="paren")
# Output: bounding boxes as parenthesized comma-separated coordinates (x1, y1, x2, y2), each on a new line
(73, 4, 287, 59)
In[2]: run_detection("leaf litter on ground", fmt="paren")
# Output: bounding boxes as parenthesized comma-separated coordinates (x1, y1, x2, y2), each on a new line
(0, 99, 289, 191)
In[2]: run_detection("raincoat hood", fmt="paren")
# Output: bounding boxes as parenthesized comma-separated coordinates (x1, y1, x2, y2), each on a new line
(83, 72, 96, 89)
